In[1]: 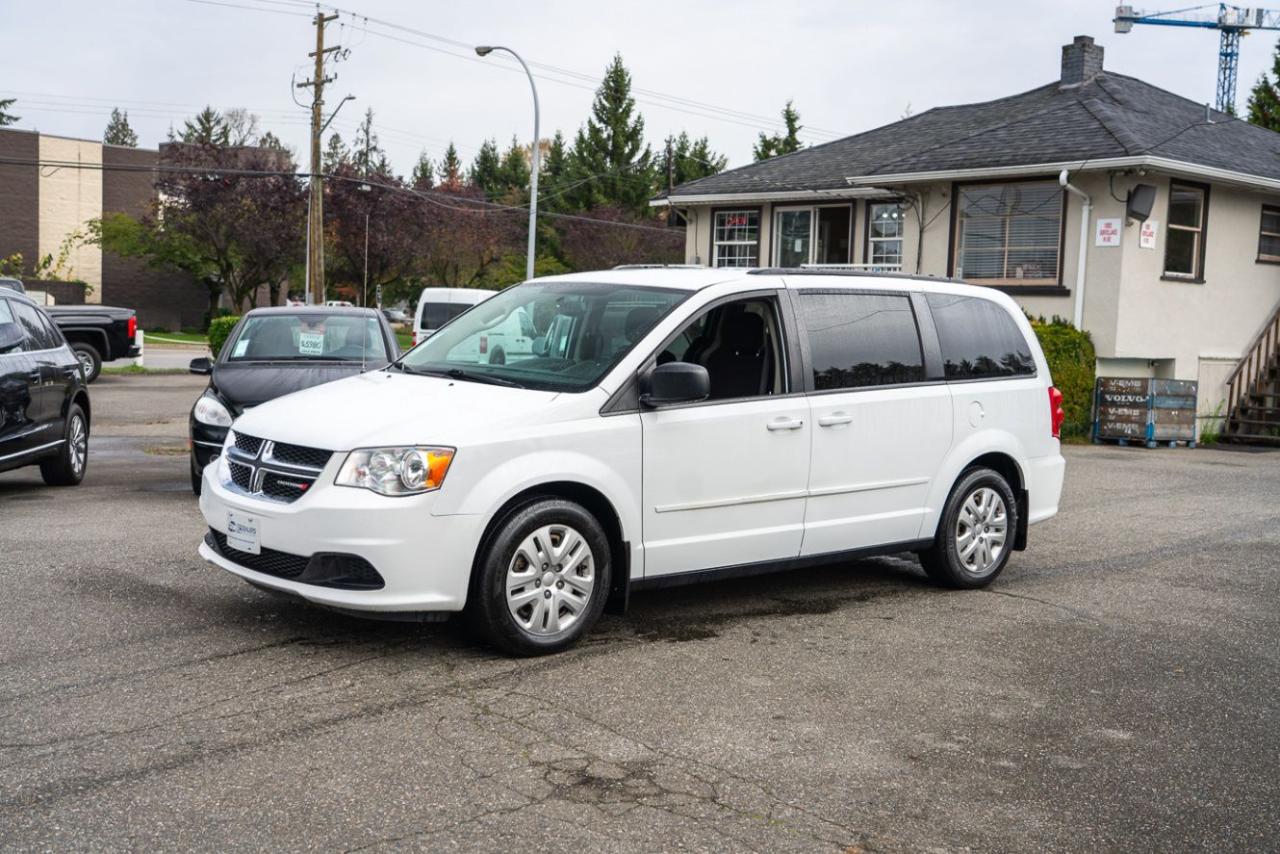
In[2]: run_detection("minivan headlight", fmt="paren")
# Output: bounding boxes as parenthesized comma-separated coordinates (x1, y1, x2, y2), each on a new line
(194, 392, 233, 427)
(335, 446, 455, 496)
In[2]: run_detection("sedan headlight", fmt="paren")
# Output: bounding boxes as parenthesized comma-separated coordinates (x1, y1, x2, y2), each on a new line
(335, 446, 455, 496)
(194, 392, 233, 427)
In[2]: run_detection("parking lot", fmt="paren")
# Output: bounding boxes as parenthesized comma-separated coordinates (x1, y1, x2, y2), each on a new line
(1, 373, 1277, 852)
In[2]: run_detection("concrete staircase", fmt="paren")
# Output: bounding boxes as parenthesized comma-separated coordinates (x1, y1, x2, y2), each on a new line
(1223, 303, 1280, 446)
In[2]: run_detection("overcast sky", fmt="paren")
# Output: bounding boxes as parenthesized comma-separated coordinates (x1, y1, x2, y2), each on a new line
(4, 0, 1279, 174)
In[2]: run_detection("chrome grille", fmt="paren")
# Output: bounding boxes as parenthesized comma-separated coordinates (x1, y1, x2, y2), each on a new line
(223, 432, 332, 504)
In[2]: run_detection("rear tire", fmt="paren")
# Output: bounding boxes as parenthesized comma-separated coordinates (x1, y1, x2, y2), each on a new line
(40, 405, 88, 486)
(467, 498, 610, 656)
(920, 467, 1017, 589)
(489, 347, 506, 366)
(71, 343, 102, 383)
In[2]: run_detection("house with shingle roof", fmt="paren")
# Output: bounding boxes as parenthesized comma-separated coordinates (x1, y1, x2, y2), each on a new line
(654, 36, 1280, 442)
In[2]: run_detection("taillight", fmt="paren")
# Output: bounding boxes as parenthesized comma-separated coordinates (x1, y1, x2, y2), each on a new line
(127, 316, 137, 340)
(479, 335, 488, 354)
(1048, 386, 1065, 439)
(412, 332, 418, 346)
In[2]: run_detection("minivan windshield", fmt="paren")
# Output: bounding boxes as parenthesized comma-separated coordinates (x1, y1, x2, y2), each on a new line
(224, 313, 387, 363)
(398, 281, 688, 392)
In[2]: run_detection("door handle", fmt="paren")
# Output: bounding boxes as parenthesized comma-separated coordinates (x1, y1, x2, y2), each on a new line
(767, 417, 805, 431)
(818, 412, 852, 427)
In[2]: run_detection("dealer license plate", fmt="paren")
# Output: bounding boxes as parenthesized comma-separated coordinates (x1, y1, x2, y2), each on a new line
(226, 511, 261, 555)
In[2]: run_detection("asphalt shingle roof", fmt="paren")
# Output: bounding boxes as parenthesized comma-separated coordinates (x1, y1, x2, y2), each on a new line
(667, 72, 1280, 198)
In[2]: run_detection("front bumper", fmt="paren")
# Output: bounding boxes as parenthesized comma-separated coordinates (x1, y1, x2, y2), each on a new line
(198, 463, 486, 613)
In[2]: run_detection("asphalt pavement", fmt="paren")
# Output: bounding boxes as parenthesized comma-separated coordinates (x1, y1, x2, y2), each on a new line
(1, 374, 1277, 852)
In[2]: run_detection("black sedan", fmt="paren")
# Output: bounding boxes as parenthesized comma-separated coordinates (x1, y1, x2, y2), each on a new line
(188, 306, 398, 494)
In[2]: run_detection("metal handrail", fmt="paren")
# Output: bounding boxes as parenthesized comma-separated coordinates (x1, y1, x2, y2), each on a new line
(1224, 299, 1280, 429)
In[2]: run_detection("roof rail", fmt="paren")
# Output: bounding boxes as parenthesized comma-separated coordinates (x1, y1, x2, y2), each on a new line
(748, 267, 964, 284)
(611, 263, 706, 270)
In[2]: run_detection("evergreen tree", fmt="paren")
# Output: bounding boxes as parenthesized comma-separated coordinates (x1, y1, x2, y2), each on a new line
(662, 131, 727, 188)
(411, 151, 435, 189)
(258, 131, 289, 152)
(468, 138, 503, 197)
(1247, 41, 1280, 131)
(103, 108, 139, 147)
(564, 54, 655, 214)
(352, 108, 390, 175)
(0, 97, 17, 127)
(753, 100, 803, 161)
(181, 106, 230, 146)
(323, 132, 350, 172)
(438, 142, 463, 190)
(539, 130, 571, 210)
(498, 135, 531, 198)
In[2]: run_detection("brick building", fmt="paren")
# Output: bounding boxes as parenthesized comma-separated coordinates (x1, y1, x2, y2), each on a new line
(0, 128, 205, 329)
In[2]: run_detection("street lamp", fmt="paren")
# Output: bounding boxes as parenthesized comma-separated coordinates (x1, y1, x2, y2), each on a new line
(476, 44, 540, 282)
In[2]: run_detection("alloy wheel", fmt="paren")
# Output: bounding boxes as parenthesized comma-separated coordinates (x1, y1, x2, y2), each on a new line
(955, 486, 1007, 575)
(505, 523, 596, 635)
(69, 415, 87, 475)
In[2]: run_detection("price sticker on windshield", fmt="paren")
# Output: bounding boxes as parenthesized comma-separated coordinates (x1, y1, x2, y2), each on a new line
(298, 331, 325, 356)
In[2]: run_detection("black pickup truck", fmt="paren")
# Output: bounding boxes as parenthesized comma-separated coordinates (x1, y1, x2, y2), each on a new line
(43, 305, 139, 383)
(0, 280, 138, 382)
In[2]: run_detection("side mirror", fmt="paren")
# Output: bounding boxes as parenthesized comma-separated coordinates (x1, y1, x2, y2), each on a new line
(0, 324, 23, 354)
(640, 361, 710, 407)
(189, 356, 213, 375)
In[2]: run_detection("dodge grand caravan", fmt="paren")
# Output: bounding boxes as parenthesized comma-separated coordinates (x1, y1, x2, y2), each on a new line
(198, 268, 1066, 655)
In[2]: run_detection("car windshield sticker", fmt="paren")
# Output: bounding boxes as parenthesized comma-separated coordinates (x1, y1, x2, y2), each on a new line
(298, 331, 325, 356)
(232, 338, 250, 357)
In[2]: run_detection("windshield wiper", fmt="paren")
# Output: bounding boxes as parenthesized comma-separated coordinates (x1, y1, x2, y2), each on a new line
(445, 368, 524, 389)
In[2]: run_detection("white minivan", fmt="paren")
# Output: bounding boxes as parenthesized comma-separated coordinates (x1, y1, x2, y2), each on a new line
(199, 268, 1066, 655)
(412, 287, 495, 346)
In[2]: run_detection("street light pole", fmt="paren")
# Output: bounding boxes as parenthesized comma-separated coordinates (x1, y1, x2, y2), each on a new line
(476, 45, 539, 282)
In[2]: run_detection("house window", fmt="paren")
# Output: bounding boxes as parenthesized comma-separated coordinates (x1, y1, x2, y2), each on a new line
(867, 202, 906, 268)
(771, 205, 852, 267)
(1258, 205, 1280, 263)
(712, 209, 760, 268)
(1164, 182, 1207, 279)
(953, 181, 1063, 285)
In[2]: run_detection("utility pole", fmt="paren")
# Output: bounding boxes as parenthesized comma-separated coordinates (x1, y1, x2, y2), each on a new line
(297, 11, 339, 304)
(665, 138, 676, 227)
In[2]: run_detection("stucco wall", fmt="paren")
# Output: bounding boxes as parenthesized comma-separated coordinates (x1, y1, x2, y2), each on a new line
(37, 135, 103, 303)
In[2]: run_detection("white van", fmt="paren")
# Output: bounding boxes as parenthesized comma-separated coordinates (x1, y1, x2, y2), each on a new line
(199, 268, 1066, 655)
(412, 287, 496, 346)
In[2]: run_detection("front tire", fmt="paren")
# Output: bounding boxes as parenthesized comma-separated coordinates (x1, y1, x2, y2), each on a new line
(71, 343, 102, 383)
(40, 404, 88, 486)
(190, 455, 203, 496)
(920, 467, 1017, 589)
(468, 498, 611, 656)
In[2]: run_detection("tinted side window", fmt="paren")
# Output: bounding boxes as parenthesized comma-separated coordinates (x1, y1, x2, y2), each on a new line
(12, 301, 56, 350)
(419, 301, 469, 329)
(37, 311, 64, 348)
(926, 293, 1035, 379)
(798, 292, 925, 390)
(0, 299, 26, 352)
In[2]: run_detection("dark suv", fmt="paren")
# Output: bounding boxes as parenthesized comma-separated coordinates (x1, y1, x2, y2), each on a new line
(0, 290, 91, 485)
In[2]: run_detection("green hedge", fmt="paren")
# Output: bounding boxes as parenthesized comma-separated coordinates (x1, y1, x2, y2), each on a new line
(1031, 316, 1096, 440)
(208, 315, 241, 359)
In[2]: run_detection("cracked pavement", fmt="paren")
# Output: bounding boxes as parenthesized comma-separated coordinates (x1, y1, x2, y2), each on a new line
(1, 374, 1277, 851)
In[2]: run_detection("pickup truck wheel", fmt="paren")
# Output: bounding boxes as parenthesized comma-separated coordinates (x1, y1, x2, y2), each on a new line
(71, 343, 102, 383)
(489, 347, 506, 366)
(920, 467, 1016, 589)
(40, 405, 88, 486)
(468, 498, 610, 656)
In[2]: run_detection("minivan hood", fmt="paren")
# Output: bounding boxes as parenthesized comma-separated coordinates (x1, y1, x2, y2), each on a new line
(212, 362, 386, 412)
(229, 369, 561, 450)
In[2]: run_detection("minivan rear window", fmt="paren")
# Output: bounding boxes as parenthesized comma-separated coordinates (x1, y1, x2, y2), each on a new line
(419, 302, 470, 330)
(926, 294, 1035, 379)
(797, 292, 925, 390)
